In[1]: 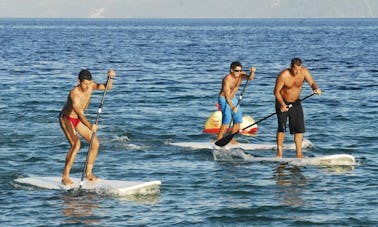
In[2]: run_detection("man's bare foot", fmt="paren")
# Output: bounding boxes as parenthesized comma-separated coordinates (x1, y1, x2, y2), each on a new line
(230, 139, 239, 144)
(296, 154, 305, 158)
(86, 174, 99, 181)
(61, 177, 74, 185)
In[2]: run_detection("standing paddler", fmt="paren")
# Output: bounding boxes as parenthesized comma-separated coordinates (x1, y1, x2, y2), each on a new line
(216, 61, 256, 144)
(59, 69, 116, 185)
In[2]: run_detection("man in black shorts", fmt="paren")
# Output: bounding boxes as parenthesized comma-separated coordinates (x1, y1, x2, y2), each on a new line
(276, 99, 305, 135)
(274, 58, 321, 158)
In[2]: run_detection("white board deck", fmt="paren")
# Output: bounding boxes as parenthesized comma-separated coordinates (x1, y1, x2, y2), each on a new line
(213, 151, 356, 166)
(171, 139, 313, 151)
(14, 176, 161, 196)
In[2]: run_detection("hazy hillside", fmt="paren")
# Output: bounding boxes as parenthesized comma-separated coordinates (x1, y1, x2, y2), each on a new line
(258, 0, 378, 18)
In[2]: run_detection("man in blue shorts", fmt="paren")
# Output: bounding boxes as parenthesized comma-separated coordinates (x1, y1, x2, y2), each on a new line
(216, 61, 256, 144)
(274, 58, 321, 158)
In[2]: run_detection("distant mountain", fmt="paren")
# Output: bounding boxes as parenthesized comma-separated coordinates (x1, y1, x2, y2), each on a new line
(0, 0, 377, 18)
(262, 0, 378, 18)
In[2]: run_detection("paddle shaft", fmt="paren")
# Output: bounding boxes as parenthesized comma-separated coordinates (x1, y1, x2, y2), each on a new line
(79, 75, 112, 190)
(215, 93, 315, 147)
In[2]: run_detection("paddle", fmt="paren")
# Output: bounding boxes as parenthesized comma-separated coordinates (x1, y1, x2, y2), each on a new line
(226, 72, 252, 130)
(215, 93, 315, 147)
(78, 74, 113, 190)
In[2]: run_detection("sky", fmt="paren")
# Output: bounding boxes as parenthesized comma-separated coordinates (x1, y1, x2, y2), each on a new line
(0, 0, 377, 18)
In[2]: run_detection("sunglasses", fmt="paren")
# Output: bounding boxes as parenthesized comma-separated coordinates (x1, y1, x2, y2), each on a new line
(234, 70, 242, 72)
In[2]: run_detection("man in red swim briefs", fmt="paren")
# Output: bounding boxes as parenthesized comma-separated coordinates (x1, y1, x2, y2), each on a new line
(59, 69, 115, 185)
(64, 115, 80, 127)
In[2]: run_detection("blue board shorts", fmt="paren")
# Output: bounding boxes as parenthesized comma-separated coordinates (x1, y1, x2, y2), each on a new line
(218, 96, 243, 125)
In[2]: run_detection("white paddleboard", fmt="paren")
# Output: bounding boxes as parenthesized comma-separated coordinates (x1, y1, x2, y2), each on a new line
(15, 176, 161, 196)
(171, 139, 313, 151)
(212, 150, 356, 166)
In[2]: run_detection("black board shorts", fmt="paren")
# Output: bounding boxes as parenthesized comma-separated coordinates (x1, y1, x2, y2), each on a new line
(275, 99, 305, 134)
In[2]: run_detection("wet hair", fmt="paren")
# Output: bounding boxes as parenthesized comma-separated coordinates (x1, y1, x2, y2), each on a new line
(78, 69, 92, 81)
(291, 58, 302, 67)
(230, 61, 242, 72)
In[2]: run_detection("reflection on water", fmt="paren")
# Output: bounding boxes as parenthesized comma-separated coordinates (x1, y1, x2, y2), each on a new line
(321, 165, 355, 173)
(274, 163, 307, 207)
(60, 190, 161, 225)
(118, 194, 161, 204)
(273, 163, 355, 208)
(61, 193, 101, 225)
(62, 191, 160, 225)
(212, 149, 252, 161)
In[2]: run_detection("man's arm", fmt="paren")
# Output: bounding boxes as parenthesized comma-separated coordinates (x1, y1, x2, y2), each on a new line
(274, 71, 287, 110)
(93, 70, 116, 90)
(241, 66, 256, 81)
(304, 69, 321, 95)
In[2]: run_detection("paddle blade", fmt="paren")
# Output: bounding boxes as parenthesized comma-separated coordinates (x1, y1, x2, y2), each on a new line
(215, 133, 235, 147)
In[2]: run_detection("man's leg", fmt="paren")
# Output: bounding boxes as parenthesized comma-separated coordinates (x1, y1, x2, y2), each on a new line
(76, 123, 100, 181)
(230, 123, 240, 144)
(276, 132, 285, 158)
(62, 139, 81, 184)
(85, 135, 100, 181)
(60, 117, 81, 185)
(217, 124, 229, 141)
(294, 133, 304, 158)
(275, 100, 287, 158)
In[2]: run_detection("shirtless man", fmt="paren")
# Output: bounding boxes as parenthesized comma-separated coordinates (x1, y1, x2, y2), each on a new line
(274, 58, 321, 158)
(217, 61, 256, 144)
(59, 69, 115, 185)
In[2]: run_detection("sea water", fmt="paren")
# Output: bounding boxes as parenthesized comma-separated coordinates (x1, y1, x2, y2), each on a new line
(0, 18, 377, 226)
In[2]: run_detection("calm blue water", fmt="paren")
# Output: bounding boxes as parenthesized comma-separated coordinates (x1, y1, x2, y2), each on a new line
(1, 18, 377, 226)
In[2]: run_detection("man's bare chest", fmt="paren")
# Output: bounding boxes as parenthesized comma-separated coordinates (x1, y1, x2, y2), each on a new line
(285, 76, 304, 88)
(74, 90, 92, 108)
(229, 78, 242, 90)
